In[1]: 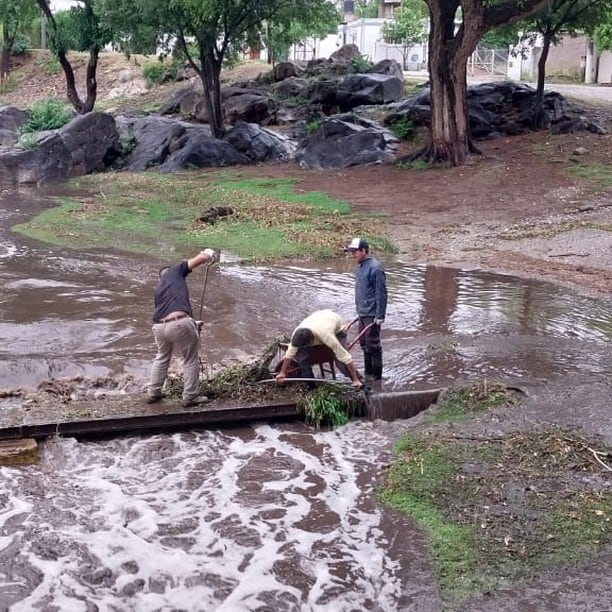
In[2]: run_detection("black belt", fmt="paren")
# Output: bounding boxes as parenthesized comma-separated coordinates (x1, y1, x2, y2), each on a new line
(154, 313, 190, 324)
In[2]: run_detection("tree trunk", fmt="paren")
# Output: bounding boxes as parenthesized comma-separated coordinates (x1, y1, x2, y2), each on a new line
(83, 48, 100, 114)
(1, 28, 15, 85)
(420, 0, 475, 165)
(533, 32, 552, 129)
(35, 0, 97, 114)
(412, 0, 554, 167)
(200, 46, 225, 139)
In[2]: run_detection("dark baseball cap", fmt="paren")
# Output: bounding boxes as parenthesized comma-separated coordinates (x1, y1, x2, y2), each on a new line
(345, 237, 369, 251)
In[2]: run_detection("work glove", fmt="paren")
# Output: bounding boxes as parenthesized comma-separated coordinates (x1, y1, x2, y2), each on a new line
(374, 318, 384, 327)
(195, 320, 204, 333)
(203, 248, 216, 259)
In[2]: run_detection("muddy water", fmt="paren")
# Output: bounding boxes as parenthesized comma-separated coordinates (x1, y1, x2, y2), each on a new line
(1, 192, 610, 392)
(1, 189, 611, 610)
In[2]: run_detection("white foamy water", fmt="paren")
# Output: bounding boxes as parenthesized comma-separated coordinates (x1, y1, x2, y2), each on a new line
(0, 422, 428, 611)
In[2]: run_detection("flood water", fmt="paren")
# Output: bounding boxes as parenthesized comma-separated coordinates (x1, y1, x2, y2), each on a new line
(1, 188, 611, 610)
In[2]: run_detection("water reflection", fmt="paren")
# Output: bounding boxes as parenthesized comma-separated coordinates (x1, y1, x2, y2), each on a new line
(0, 192, 610, 392)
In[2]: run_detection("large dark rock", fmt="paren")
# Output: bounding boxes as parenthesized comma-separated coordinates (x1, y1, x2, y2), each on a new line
(383, 80, 607, 139)
(115, 115, 197, 170)
(0, 133, 72, 185)
(271, 77, 310, 99)
(224, 122, 294, 162)
(223, 93, 277, 125)
(158, 133, 250, 171)
(273, 61, 303, 81)
(0, 106, 29, 145)
(337, 73, 404, 109)
(58, 112, 120, 174)
(295, 118, 396, 169)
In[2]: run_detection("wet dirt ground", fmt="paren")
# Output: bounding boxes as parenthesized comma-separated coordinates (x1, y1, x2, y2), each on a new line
(1, 128, 611, 609)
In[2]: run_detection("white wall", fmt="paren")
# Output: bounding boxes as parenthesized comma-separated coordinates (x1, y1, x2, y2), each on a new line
(338, 18, 426, 67)
(598, 51, 612, 83)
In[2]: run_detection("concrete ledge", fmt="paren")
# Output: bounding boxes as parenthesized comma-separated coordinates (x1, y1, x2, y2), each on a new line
(0, 438, 38, 465)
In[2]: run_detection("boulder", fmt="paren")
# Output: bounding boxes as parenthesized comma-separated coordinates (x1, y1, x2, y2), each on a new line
(58, 112, 120, 174)
(0, 132, 72, 185)
(223, 93, 277, 125)
(225, 122, 294, 162)
(273, 61, 303, 81)
(295, 118, 396, 169)
(158, 133, 250, 171)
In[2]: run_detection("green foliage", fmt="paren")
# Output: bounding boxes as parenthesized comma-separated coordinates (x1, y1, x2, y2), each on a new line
(355, 0, 379, 18)
(389, 118, 414, 140)
(0, 0, 38, 76)
(430, 383, 517, 425)
(479, 22, 520, 49)
(142, 61, 177, 87)
(97, 0, 158, 55)
(51, 10, 82, 51)
(20, 99, 72, 133)
(299, 385, 357, 428)
(35, 51, 61, 76)
(48, 4, 113, 55)
(381, 0, 427, 69)
(11, 32, 30, 55)
(262, 0, 340, 64)
(19, 132, 38, 150)
(350, 53, 372, 73)
(305, 118, 323, 133)
(595, 8, 612, 51)
(380, 427, 612, 603)
(14, 172, 388, 261)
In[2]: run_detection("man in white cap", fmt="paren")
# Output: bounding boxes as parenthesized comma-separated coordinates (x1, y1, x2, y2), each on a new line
(346, 237, 387, 381)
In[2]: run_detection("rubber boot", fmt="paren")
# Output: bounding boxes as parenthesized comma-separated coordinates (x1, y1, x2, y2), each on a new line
(363, 353, 373, 377)
(371, 353, 383, 381)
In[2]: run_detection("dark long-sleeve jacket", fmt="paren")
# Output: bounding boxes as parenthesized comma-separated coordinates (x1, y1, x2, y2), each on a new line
(355, 256, 387, 319)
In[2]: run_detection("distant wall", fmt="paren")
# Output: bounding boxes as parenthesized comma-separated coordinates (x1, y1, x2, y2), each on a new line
(597, 52, 612, 84)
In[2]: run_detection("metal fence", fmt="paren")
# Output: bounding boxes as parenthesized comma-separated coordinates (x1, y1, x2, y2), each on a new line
(468, 48, 509, 77)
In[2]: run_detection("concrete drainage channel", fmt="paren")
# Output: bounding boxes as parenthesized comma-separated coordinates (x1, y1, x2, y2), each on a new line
(0, 389, 442, 465)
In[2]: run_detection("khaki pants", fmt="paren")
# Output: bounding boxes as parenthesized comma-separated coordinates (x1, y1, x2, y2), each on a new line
(148, 317, 200, 400)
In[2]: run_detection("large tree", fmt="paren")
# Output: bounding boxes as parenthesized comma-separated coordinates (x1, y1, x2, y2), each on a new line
(36, 0, 111, 114)
(101, 0, 337, 139)
(420, 0, 553, 166)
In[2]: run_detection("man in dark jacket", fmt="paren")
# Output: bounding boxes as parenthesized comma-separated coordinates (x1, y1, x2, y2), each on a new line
(346, 237, 387, 381)
(146, 248, 216, 407)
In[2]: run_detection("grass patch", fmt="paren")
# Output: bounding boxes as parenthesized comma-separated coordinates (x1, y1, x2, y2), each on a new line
(13, 171, 389, 262)
(569, 163, 612, 188)
(430, 382, 518, 424)
(379, 384, 612, 607)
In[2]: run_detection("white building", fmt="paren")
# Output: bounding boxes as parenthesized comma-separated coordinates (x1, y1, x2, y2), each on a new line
(338, 18, 426, 69)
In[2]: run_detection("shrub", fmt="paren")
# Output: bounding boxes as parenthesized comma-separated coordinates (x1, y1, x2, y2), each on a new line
(351, 53, 372, 73)
(19, 133, 38, 150)
(20, 99, 71, 133)
(142, 61, 177, 87)
(34, 52, 61, 76)
(305, 118, 323, 133)
(390, 118, 415, 140)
